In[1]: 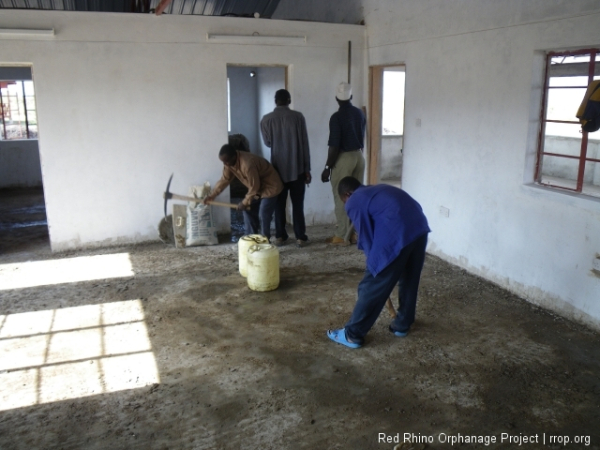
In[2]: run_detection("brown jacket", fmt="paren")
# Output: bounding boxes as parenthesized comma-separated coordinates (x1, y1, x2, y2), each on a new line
(211, 151, 283, 206)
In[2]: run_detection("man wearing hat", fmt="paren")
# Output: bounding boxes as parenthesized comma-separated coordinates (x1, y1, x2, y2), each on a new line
(260, 89, 312, 248)
(321, 82, 366, 245)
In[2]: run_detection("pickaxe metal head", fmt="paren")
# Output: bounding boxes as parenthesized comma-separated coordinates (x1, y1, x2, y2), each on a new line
(164, 173, 173, 220)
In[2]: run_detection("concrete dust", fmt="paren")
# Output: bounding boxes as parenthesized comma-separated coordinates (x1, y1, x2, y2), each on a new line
(1, 188, 599, 449)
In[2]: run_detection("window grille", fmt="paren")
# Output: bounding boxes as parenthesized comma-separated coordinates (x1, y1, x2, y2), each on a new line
(0, 80, 37, 140)
(536, 48, 600, 197)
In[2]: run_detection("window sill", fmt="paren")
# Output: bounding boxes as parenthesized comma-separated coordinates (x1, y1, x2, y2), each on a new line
(521, 183, 600, 210)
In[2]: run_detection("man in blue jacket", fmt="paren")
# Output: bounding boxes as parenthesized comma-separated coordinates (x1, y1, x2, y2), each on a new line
(327, 176, 431, 348)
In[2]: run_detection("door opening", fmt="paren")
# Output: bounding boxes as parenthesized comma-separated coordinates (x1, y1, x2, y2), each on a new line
(0, 66, 49, 254)
(368, 65, 406, 186)
(225, 65, 287, 241)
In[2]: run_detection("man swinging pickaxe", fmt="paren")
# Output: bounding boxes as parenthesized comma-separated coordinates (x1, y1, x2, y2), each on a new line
(162, 173, 244, 219)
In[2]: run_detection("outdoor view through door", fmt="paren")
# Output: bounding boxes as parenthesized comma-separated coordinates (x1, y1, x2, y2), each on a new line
(369, 65, 406, 185)
(226, 65, 286, 241)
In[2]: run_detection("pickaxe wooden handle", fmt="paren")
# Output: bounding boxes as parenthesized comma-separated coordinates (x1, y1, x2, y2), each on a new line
(163, 192, 241, 209)
(386, 297, 396, 318)
(209, 200, 244, 209)
(163, 174, 250, 219)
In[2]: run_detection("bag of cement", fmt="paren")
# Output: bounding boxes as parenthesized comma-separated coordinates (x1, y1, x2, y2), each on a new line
(185, 183, 218, 246)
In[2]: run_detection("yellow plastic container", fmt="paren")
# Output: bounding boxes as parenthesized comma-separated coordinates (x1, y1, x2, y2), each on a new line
(238, 234, 269, 277)
(247, 244, 280, 292)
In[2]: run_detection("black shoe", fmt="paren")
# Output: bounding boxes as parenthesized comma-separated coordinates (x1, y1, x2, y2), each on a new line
(296, 238, 308, 248)
(272, 237, 288, 246)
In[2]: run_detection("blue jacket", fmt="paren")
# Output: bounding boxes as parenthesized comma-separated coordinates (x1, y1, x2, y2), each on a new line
(345, 184, 430, 276)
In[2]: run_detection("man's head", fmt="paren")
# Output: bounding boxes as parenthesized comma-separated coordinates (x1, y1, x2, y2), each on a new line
(219, 144, 237, 166)
(275, 89, 291, 106)
(335, 82, 352, 104)
(338, 176, 362, 203)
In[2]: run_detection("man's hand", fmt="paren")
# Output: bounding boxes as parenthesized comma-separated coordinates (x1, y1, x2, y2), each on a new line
(236, 202, 247, 211)
(305, 172, 312, 185)
(203, 195, 215, 205)
(322, 147, 340, 183)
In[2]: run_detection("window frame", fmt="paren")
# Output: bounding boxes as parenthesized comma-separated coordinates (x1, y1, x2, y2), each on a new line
(535, 48, 600, 195)
(0, 79, 37, 141)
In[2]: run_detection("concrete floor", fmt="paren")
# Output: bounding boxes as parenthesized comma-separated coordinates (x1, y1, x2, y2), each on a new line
(0, 188, 599, 450)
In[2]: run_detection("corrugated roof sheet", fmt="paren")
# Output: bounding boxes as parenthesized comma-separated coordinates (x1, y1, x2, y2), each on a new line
(0, 0, 281, 17)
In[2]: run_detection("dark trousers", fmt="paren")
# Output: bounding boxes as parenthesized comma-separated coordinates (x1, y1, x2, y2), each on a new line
(275, 174, 307, 241)
(345, 233, 428, 343)
(242, 196, 278, 240)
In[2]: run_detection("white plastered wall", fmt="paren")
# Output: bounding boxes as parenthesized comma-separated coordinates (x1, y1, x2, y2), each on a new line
(0, 10, 365, 250)
(362, 0, 600, 329)
(0, 140, 42, 188)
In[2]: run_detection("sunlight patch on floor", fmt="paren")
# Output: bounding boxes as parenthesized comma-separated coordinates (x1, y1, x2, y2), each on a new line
(0, 299, 160, 411)
(0, 253, 134, 291)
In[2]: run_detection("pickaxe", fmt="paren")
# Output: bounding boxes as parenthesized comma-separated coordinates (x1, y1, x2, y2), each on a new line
(345, 223, 396, 318)
(163, 174, 245, 219)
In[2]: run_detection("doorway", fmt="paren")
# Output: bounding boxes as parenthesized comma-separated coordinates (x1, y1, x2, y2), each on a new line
(226, 65, 286, 241)
(368, 65, 406, 186)
(0, 66, 49, 254)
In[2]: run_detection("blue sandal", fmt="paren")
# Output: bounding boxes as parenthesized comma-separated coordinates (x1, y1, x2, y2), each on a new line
(389, 326, 408, 337)
(327, 328, 362, 349)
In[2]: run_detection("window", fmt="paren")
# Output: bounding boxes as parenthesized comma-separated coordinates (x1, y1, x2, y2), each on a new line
(0, 80, 38, 140)
(536, 49, 600, 197)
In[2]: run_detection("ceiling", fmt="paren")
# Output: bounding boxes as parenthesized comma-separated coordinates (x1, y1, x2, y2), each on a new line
(0, 0, 282, 17)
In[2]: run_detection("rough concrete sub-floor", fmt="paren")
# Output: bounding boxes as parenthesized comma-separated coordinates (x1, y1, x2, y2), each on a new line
(0, 188, 599, 450)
